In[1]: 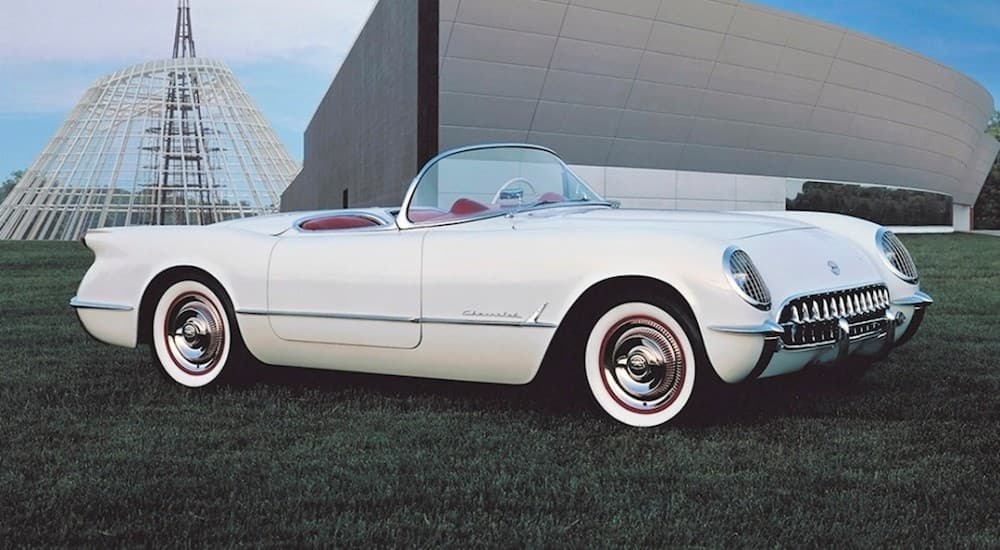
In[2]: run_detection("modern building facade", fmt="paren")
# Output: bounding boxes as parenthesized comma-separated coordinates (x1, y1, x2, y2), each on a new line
(282, 0, 999, 230)
(0, 1, 299, 241)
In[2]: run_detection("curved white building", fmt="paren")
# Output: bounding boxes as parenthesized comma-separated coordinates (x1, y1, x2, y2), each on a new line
(283, 0, 999, 230)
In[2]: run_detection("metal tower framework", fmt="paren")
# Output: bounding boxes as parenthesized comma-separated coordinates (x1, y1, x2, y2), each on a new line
(173, 0, 197, 58)
(152, 0, 213, 225)
(0, 1, 299, 240)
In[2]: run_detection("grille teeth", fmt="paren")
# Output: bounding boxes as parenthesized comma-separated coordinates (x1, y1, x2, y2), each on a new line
(779, 285, 890, 348)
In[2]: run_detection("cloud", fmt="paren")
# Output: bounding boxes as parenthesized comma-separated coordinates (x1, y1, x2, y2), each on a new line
(0, 0, 376, 71)
(0, 0, 377, 114)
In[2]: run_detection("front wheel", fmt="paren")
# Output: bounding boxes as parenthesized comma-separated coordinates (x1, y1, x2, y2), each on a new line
(151, 279, 247, 388)
(585, 302, 699, 427)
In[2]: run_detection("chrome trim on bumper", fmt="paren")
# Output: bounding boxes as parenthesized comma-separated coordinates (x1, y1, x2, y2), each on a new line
(891, 291, 934, 307)
(874, 311, 899, 360)
(238, 308, 419, 323)
(710, 320, 784, 336)
(834, 317, 851, 364)
(69, 297, 134, 312)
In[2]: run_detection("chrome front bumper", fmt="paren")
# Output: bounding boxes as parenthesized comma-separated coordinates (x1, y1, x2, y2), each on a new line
(711, 291, 933, 381)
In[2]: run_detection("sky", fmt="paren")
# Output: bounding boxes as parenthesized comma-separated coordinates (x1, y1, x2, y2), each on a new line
(0, 0, 997, 180)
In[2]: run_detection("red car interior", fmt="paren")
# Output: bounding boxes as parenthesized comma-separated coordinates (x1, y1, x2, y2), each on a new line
(301, 215, 382, 231)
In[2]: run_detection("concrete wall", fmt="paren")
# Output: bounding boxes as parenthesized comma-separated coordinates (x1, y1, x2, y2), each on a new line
(439, 0, 999, 207)
(281, 0, 437, 211)
(284, 0, 999, 216)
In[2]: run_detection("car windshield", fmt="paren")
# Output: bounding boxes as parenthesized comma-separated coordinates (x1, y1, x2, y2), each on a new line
(404, 145, 606, 225)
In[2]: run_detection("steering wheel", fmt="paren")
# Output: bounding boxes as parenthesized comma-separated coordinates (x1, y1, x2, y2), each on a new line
(491, 177, 539, 205)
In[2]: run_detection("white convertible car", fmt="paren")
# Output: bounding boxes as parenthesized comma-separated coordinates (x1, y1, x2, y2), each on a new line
(72, 144, 932, 427)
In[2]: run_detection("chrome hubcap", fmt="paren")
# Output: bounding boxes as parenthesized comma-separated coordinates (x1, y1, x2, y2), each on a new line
(602, 318, 684, 412)
(165, 294, 225, 375)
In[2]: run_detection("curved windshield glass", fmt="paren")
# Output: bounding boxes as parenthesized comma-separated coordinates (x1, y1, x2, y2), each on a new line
(405, 145, 606, 225)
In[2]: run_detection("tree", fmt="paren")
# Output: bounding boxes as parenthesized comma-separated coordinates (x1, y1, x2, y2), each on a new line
(973, 111, 1000, 229)
(0, 170, 25, 204)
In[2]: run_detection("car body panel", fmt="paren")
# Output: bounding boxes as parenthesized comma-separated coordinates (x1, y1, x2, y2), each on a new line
(266, 229, 424, 349)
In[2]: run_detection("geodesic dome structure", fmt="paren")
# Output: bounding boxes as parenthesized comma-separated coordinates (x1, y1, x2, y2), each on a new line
(0, 56, 299, 241)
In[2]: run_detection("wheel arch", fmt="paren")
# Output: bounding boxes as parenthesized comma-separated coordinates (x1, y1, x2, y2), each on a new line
(536, 275, 702, 380)
(137, 266, 236, 345)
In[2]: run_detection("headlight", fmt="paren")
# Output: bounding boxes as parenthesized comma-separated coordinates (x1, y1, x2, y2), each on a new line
(876, 228, 918, 284)
(724, 246, 771, 311)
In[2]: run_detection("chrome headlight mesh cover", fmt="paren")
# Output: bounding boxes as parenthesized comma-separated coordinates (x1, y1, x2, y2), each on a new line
(876, 228, 919, 283)
(724, 246, 771, 311)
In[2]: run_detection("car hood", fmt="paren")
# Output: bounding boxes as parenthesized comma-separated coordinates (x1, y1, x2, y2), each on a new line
(519, 206, 813, 241)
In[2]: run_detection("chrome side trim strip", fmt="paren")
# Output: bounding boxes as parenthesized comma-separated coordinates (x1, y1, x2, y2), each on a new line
(237, 309, 418, 323)
(69, 297, 134, 312)
(710, 320, 784, 336)
(236, 309, 557, 329)
(421, 317, 558, 329)
(525, 302, 548, 324)
(891, 291, 934, 307)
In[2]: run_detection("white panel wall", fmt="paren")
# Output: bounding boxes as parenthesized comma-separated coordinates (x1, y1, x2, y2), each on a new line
(954, 204, 973, 232)
(569, 164, 786, 211)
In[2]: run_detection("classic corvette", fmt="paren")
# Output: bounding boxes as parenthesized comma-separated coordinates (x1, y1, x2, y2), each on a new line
(72, 144, 932, 427)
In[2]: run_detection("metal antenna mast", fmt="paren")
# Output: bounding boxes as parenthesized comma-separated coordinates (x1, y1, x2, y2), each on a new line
(173, 0, 197, 58)
(143, 0, 218, 225)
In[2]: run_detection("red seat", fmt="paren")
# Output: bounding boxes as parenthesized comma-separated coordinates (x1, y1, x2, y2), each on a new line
(301, 215, 381, 231)
(408, 208, 447, 222)
(538, 192, 566, 203)
(450, 198, 489, 215)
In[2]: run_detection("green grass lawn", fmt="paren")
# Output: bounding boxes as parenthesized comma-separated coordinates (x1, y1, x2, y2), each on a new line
(1, 235, 998, 547)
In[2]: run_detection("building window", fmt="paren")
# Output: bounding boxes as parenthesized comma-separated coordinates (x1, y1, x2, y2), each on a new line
(342, 189, 349, 209)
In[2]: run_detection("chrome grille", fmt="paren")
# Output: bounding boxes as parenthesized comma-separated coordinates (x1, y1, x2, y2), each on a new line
(779, 284, 890, 348)
(728, 249, 771, 309)
(879, 230, 919, 282)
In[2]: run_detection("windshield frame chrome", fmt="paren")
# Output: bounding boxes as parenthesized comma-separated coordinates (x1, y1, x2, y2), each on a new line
(396, 143, 611, 230)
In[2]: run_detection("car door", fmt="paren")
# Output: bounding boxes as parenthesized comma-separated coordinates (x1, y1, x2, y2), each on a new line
(267, 226, 423, 349)
(420, 219, 554, 327)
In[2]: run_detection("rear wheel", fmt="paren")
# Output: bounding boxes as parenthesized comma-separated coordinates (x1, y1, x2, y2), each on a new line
(584, 301, 699, 427)
(150, 278, 248, 388)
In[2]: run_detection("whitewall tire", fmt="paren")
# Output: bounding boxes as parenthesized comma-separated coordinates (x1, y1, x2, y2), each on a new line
(151, 279, 243, 388)
(585, 302, 697, 427)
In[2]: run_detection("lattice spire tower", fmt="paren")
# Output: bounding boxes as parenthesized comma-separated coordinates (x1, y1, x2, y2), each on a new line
(0, 1, 300, 240)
